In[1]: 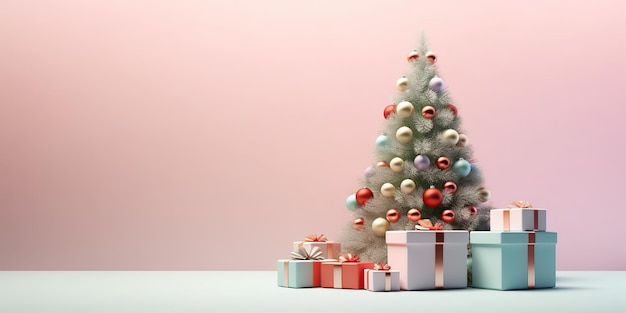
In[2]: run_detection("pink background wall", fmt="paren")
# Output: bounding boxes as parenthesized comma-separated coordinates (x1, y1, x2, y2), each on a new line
(1, 0, 625, 270)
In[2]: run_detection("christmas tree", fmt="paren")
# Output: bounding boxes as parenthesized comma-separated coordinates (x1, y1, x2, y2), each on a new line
(342, 37, 493, 263)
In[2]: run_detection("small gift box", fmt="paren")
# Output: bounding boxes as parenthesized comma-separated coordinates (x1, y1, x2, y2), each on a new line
(386, 220, 469, 290)
(277, 246, 328, 288)
(364, 263, 400, 292)
(490, 201, 547, 232)
(320, 254, 375, 289)
(293, 234, 341, 260)
(470, 231, 557, 290)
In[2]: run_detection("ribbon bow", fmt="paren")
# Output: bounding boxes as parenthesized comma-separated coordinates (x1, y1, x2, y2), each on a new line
(290, 246, 324, 260)
(304, 234, 328, 242)
(415, 219, 443, 231)
(508, 201, 532, 208)
(339, 254, 360, 262)
(374, 263, 391, 271)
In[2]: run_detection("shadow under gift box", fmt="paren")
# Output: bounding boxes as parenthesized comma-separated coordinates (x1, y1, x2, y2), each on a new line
(470, 231, 557, 290)
(320, 261, 375, 289)
(386, 230, 469, 290)
(277, 259, 335, 288)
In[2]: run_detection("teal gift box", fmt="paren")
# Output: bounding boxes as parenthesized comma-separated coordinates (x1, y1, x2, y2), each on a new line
(277, 259, 322, 288)
(470, 231, 557, 290)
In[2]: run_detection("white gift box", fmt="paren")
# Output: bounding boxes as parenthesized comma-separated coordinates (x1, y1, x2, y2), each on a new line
(386, 230, 469, 290)
(364, 269, 400, 292)
(490, 208, 547, 232)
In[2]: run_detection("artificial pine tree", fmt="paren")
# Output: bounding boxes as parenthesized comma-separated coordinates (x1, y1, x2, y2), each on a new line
(342, 37, 493, 263)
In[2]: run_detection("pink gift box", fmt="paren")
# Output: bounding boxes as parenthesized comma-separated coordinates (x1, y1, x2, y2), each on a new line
(364, 269, 400, 292)
(490, 208, 547, 232)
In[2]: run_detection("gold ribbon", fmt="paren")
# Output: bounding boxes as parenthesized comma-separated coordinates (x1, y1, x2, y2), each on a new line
(290, 246, 324, 260)
(304, 234, 328, 242)
(435, 232, 444, 289)
(528, 232, 536, 289)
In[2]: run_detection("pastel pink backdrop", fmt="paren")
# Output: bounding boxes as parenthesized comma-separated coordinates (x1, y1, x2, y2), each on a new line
(1, 0, 625, 270)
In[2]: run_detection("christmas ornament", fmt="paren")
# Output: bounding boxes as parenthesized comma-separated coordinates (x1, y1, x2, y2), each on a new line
(441, 210, 455, 223)
(383, 104, 396, 119)
(380, 183, 396, 198)
(457, 134, 468, 147)
(376, 161, 389, 168)
(407, 50, 419, 63)
(364, 165, 374, 177)
(452, 158, 471, 177)
(471, 165, 481, 177)
(355, 188, 374, 206)
(448, 104, 458, 116)
(477, 187, 490, 202)
(428, 76, 444, 92)
(407, 208, 422, 222)
(372, 217, 390, 236)
(442, 129, 460, 145)
(395, 126, 413, 144)
(421, 106, 436, 119)
(396, 101, 415, 118)
(467, 206, 478, 216)
(423, 186, 443, 208)
(376, 135, 389, 147)
(400, 179, 416, 194)
(386, 209, 400, 223)
(425, 51, 437, 64)
(414, 155, 430, 170)
(389, 157, 404, 172)
(353, 218, 365, 230)
(396, 76, 409, 92)
(346, 194, 361, 209)
(436, 156, 451, 170)
(443, 181, 457, 193)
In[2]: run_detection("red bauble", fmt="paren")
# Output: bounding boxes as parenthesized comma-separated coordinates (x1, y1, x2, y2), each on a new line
(386, 209, 400, 223)
(425, 52, 437, 64)
(436, 156, 451, 170)
(423, 187, 443, 208)
(383, 104, 396, 119)
(376, 161, 389, 168)
(421, 106, 436, 119)
(407, 50, 419, 63)
(448, 104, 458, 116)
(441, 210, 455, 223)
(353, 218, 365, 230)
(443, 182, 457, 193)
(355, 188, 374, 206)
(467, 206, 478, 216)
(407, 208, 422, 222)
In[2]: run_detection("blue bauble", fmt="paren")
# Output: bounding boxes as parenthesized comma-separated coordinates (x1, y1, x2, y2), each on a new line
(414, 155, 430, 170)
(452, 159, 471, 177)
(429, 76, 445, 92)
(471, 165, 481, 177)
(346, 194, 361, 210)
(376, 135, 389, 147)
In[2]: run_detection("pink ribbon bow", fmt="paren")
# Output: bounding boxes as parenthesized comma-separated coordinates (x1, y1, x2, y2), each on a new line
(507, 201, 532, 208)
(304, 234, 328, 242)
(290, 246, 324, 260)
(339, 254, 360, 262)
(415, 219, 443, 231)
(374, 263, 391, 271)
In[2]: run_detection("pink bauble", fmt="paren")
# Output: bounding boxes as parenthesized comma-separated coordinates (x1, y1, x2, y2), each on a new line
(353, 218, 365, 230)
(448, 104, 458, 116)
(407, 208, 422, 222)
(441, 210, 455, 223)
(436, 156, 451, 170)
(421, 106, 436, 119)
(467, 206, 478, 216)
(407, 50, 419, 63)
(386, 209, 400, 223)
(443, 182, 457, 193)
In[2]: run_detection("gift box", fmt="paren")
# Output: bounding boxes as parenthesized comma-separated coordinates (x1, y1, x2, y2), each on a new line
(386, 228, 469, 290)
(320, 254, 375, 289)
(293, 234, 341, 260)
(470, 231, 557, 290)
(490, 201, 547, 232)
(364, 264, 400, 292)
(277, 246, 328, 288)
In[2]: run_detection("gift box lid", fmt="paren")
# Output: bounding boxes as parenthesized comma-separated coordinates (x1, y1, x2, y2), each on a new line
(470, 231, 557, 244)
(386, 230, 468, 245)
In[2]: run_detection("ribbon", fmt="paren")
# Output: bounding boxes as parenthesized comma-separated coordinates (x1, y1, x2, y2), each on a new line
(374, 263, 391, 271)
(304, 234, 328, 242)
(507, 201, 532, 208)
(528, 232, 536, 289)
(290, 246, 324, 260)
(365, 268, 393, 291)
(435, 232, 444, 289)
(415, 219, 443, 231)
(385, 272, 392, 291)
(339, 254, 359, 262)
(283, 261, 289, 286)
(333, 264, 342, 288)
